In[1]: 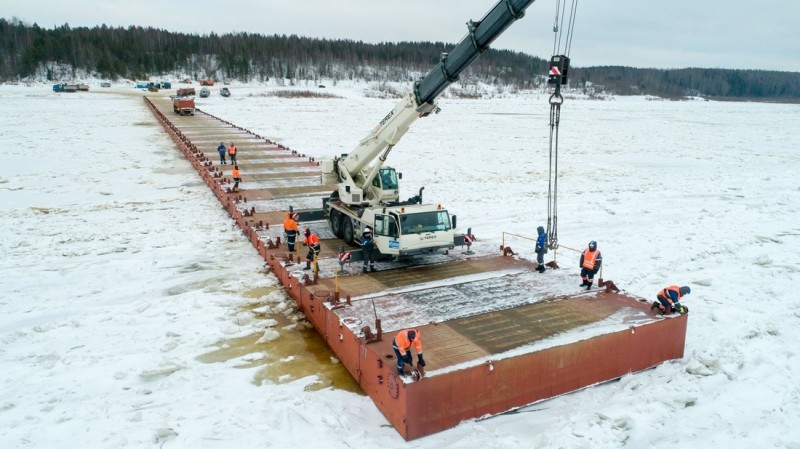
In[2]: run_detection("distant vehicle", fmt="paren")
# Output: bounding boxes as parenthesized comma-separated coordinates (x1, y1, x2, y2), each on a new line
(220, 87, 231, 97)
(180, 78, 192, 84)
(173, 97, 195, 116)
(100, 82, 111, 88)
(53, 83, 89, 92)
(135, 82, 150, 89)
(199, 87, 210, 98)
(318, 85, 326, 88)
(176, 88, 195, 97)
(161, 82, 172, 89)
(199, 80, 215, 86)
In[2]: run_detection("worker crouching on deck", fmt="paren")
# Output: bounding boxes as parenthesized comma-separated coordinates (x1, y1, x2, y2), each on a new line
(392, 329, 425, 375)
(579, 240, 602, 290)
(302, 227, 321, 271)
(652, 285, 691, 315)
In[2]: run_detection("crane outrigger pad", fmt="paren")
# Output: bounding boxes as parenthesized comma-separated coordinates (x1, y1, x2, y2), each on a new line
(145, 97, 687, 441)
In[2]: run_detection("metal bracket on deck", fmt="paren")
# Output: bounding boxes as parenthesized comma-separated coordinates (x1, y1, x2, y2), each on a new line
(598, 278, 620, 293)
(361, 318, 383, 343)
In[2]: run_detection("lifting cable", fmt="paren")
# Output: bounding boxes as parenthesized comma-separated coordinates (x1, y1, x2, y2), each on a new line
(546, 0, 578, 251)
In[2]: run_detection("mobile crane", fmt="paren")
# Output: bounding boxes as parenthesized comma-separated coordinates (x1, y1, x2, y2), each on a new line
(322, 0, 539, 258)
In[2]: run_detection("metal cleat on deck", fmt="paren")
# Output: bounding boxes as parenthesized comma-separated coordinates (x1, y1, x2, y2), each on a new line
(598, 278, 620, 293)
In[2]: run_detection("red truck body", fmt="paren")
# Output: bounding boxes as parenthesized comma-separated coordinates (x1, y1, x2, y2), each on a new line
(173, 97, 195, 116)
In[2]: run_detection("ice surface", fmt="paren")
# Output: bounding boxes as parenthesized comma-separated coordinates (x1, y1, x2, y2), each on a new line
(1, 83, 799, 448)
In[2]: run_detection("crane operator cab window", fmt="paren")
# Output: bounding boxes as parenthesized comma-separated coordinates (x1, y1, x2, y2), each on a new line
(399, 211, 451, 235)
(372, 168, 398, 191)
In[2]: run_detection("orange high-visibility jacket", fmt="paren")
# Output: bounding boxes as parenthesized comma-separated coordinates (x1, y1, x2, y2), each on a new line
(393, 329, 422, 356)
(658, 285, 682, 304)
(232, 168, 240, 179)
(581, 249, 600, 270)
(304, 233, 319, 246)
(284, 215, 298, 232)
(228, 145, 237, 155)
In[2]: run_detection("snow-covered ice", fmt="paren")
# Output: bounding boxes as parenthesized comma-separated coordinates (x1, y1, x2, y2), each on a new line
(1, 82, 799, 448)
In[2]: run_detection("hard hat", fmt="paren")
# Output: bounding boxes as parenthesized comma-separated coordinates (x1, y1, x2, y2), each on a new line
(588, 240, 597, 250)
(364, 227, 372, 234)
(679, 286, 691, 296)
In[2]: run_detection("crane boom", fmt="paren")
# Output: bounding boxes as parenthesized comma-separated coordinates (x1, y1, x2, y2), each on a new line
(322, 0, 539, 259)
(325, 0, 538, 208)
(414, 0, 534, 106)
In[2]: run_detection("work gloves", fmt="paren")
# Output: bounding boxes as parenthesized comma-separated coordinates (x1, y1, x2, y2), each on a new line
(417, 354, 426, 367)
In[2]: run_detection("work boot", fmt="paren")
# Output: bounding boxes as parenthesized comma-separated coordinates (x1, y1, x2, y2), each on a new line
(580, 280, 588, 287)
(370, 266, 377, 272)
(303, 261, 311, 270)
(362, 266, 368, 273)
(585, 282, 593, 291)
(538, 265, 545, 273)
(651, 301, 660, 312)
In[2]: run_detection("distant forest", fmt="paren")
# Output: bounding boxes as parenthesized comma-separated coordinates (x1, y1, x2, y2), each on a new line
(2, 18, 799, 102)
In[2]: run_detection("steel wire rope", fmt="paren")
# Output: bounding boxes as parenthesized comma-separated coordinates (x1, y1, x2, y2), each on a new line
(545, 0, 579, 251)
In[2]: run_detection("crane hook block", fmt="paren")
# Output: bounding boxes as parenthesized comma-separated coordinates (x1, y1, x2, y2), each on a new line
(548, 55, 570, 85)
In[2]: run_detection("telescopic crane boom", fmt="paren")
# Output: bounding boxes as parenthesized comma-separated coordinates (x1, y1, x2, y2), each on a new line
(325, 0, 538, 207)
(322, 0, 539, 257)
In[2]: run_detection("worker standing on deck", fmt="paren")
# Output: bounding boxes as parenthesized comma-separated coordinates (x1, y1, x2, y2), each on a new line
(231, 165, 241, 192)
(535, 226, 547, 273)
(228, 142, 237, 164)
(579, 240, 602, 290)
(392, 329, 425, 375)
(283, 212, 299, 253)
(652, 285, 691, 315)
(361, 226, 377, 273)
(302, 227, 321, 271)
(217, 141, 227, 164)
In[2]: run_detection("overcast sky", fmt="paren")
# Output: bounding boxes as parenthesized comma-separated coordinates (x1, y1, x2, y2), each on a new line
(6, 0, 799, 72)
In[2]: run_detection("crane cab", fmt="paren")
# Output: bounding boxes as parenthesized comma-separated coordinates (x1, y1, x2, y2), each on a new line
(369, 167, 400, 203)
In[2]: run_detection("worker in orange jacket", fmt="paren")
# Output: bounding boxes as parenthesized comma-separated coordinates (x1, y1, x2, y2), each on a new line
(579, 240, 602, 290)
(652, 285, 691, 315)
(302, 227, 321, 270)
(231, 165, 241, 192)
(228, 142, 237, 164)
(392, 328, 425, 375)
(283, 212, 299, 252)
(231, 165, 242, 192)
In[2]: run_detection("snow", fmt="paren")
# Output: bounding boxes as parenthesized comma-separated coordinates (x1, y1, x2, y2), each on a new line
(2, 82, 800, 448)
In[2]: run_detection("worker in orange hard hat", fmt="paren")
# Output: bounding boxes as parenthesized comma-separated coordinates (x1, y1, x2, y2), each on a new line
(392, 328, 425, 375)
(302, 227, 321, 271)
(283, 212, 299, 253)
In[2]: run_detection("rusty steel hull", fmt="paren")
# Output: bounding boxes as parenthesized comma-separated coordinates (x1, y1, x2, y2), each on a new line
(144, 96, 688, 440)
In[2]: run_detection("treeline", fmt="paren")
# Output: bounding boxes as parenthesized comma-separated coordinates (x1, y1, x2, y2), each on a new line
(2, 18, 799, 101)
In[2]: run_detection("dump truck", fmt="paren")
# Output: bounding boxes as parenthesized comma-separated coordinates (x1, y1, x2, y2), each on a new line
(173, 97, 195, 116)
